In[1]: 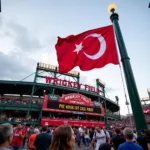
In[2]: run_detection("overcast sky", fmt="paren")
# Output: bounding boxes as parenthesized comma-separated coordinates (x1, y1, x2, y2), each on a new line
(0, 0, 150, 115)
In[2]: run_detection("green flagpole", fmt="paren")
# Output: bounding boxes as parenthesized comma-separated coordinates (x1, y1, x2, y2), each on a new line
(108, 4, 147, 132)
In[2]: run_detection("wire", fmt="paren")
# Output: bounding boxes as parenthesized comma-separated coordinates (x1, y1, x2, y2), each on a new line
(20, 72, 36, 81)
(119, 63, 133, 127)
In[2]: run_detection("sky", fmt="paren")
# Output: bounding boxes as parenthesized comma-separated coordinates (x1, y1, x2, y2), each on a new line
(0, 0, 150, 115)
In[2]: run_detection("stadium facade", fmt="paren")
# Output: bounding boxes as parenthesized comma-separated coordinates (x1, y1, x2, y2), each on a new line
(0, 62, 121, 127)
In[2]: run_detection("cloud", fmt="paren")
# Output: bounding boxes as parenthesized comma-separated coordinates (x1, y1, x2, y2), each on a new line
(0, 18, 44, 53)
(0, 18, 53, 81)
(0, 51, 36, 81)
(6, 21, 43, 52)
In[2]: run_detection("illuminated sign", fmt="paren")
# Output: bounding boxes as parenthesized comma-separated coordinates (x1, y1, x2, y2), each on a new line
(46, 77, 100, 94)
(59, 93, 93, 106)
(47, 101, 101, 113)
(48, 94, 59, 101)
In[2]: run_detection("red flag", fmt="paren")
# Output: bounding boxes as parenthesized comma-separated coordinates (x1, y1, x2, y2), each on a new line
(55, 25, 119, 73)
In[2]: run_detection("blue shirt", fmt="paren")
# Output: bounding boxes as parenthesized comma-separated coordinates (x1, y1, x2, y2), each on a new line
(118, 142, 143, 150)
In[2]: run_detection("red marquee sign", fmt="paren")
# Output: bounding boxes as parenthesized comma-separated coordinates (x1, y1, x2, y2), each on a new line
(59, 93, 93, 106)
(42, 94, 104, 116)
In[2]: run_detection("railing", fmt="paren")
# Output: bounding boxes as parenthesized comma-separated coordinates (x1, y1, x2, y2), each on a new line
(0, 119, 40, 125)
(105, 113, 120, 120)
(0, 101, 42, 108)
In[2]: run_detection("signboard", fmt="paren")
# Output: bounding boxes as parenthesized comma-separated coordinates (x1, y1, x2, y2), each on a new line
(48, 94, 59, 101)
(42, 94, 104, 115)
(59, 93, 93, 106)
(47, 101, 101, 113)
(45, 76, 100, 94)
(94, 101, 100, 106)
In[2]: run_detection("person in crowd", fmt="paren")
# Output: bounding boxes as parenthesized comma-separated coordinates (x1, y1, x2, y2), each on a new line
(112, 128, 125, 150)
(132, 130, 137, 143)
(89, 126, 95, 142)
(84, 127, 90, 149)
(34, 126, 51, 150)
(137, 129, 150, 150)
(103, 127, 110, 144)
(107, 128, 113, 139)
(47, 126, 51, 134)
(28, 125, 34, 140)
(118, 127, 143, 150)
(28, 128, 39, 150)
(76, 127, 81, 148)
(79, 125, 85, 145)
(137, 129, 145, 145)
(89, 126, 96, 149)
(99, 143, 114, 150)
(50, 124, 75, 150)
(22, 123, 28, 148)
(0, 123, 13, 150)
(91, 127, 106, 150)
(11, 123, 25, 150)
(145, 130, 150, 150)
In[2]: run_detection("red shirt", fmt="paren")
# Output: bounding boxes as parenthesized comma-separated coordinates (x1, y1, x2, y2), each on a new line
(12, 129, 24, 146)
(22, 128, 27, 137)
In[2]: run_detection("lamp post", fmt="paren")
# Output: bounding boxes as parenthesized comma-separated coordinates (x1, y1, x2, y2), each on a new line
(108, 4, 147, 132)
(0, 0, 1, 13)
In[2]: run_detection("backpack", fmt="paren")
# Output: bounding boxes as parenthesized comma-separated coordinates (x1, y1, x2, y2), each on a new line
(104, 130, 109, 143)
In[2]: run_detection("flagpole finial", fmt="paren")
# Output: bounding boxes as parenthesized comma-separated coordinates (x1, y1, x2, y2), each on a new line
(108, 4, 116, 13)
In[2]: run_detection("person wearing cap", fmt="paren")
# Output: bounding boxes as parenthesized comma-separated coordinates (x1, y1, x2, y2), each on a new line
(118, 127, 143, 150)
(0, 123, 13, 150)
(28, 128, 39, 150)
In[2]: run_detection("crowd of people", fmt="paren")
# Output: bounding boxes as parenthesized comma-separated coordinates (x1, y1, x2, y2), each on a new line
(0, 123, 150, 150)
(107, 116, 135, 128)
(0, 117, 38, 123)
(108, 115, 150, 128)
(0, 98, 42, 105)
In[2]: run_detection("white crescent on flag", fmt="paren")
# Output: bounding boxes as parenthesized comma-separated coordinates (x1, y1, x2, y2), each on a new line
(83, 33, 106, 60)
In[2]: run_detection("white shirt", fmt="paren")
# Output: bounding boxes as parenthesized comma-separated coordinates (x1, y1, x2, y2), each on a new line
(79, 127, 84, 136)
(133, 133, 137, 142)
(93, 130, 106, 150)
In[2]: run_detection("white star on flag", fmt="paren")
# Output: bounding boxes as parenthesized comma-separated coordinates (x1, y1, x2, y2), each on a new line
(73, 43, 83, 54)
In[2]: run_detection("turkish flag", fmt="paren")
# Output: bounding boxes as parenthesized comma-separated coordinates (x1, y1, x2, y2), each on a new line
(55, 25, 119, 73)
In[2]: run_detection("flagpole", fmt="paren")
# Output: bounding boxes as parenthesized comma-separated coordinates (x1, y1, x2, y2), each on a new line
(108, 4, 147, 132)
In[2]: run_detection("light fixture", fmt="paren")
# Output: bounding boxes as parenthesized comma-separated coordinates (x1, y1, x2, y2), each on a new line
(98, 79, 106, 86)
(108, 4, 117, 13)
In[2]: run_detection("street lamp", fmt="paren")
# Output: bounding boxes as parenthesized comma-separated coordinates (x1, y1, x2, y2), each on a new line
(108, 4, 147, 132)
(108, 4, 116, 13)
